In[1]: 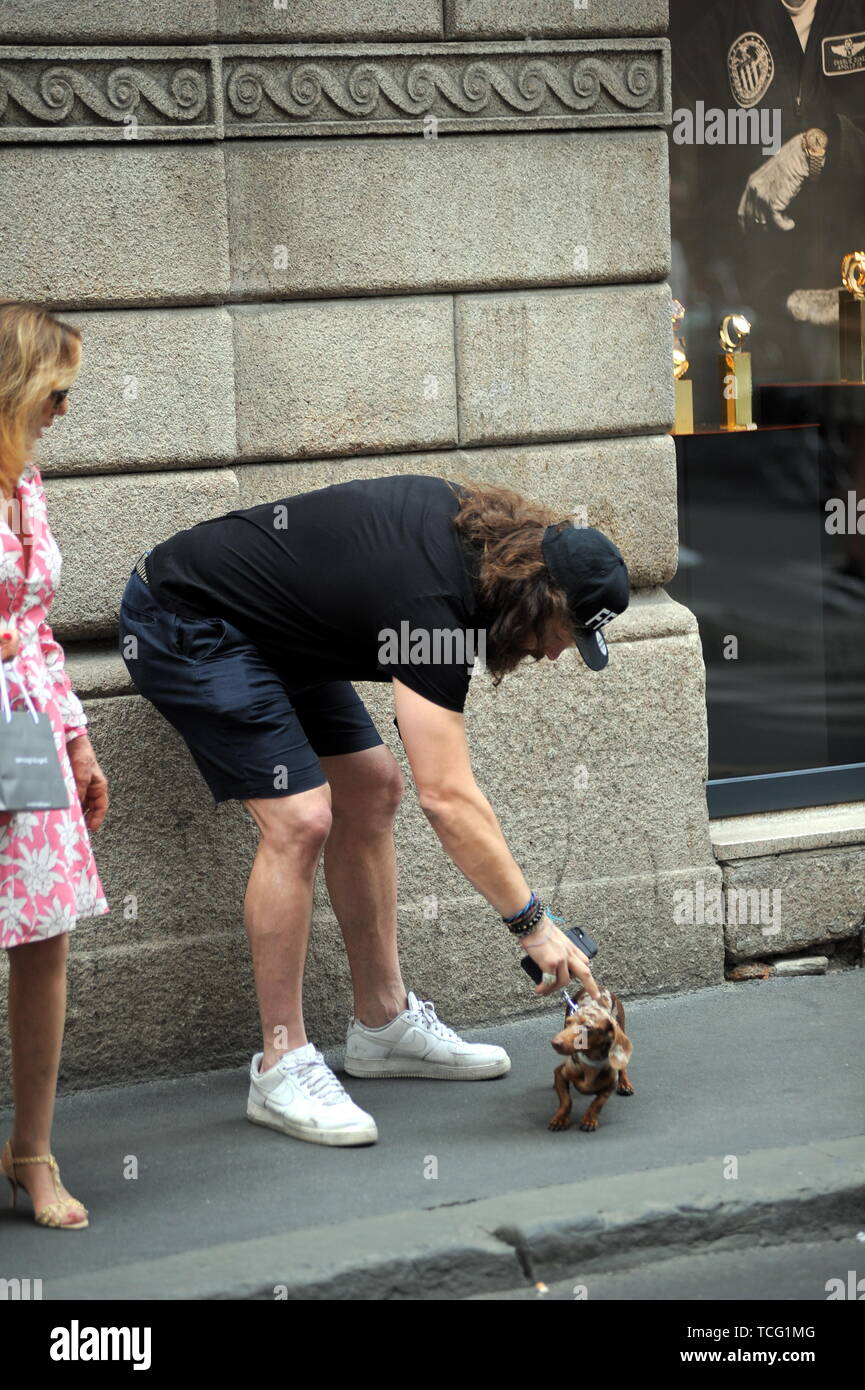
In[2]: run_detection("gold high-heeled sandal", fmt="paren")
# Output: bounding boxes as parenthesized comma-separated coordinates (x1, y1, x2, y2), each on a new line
(1, 1139, 89, 1230)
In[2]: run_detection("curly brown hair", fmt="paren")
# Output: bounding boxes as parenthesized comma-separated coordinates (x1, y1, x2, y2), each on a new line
(445, 478, 573, 684)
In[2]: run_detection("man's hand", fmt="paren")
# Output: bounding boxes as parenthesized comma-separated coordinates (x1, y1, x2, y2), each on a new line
(67, 734, 109, 832)
(520, 914, 602, 1002)
(0, 626, 20, 662)
(737, 133, 811, 232)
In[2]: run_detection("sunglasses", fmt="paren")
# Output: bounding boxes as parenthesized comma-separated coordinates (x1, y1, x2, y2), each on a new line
(50, 389, 70, 407)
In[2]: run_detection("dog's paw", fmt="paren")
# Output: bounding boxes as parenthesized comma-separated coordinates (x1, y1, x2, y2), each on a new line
(579, 1115, 599, 1132)
(548, 1117, 571, 1131)
(617, 1082, 634, 1096)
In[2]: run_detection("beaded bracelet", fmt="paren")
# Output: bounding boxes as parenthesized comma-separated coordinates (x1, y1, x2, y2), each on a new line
(503, 893, 535, 924)
(513, 909, 550, 941)
(504, 893, 547, 937)
(502, 890, 539, 931)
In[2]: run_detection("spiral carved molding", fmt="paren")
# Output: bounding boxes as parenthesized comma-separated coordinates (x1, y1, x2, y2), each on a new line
(224, 53, 661, 127)
(0, 64, 209, 122)
(0, 43, 667, 140)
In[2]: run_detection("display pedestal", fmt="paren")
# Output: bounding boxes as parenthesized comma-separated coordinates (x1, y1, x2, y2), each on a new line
(719, 351, 753, 430)
(839, 291, 865, 383)
(670, 424, 823, 523)
(758, 381, 865, 427)
(669, 416, 865, 808)
(669, 425, 828, 813)
(674, 378, 694, 434)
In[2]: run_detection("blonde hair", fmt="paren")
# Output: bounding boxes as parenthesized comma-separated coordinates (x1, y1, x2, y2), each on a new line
(0, 300, 82, 498)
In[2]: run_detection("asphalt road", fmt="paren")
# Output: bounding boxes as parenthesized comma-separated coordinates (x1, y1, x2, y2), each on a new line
(1, 971, 863, 1293)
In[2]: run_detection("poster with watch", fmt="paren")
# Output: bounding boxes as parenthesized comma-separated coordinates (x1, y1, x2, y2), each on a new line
(670, 0, 865, 415)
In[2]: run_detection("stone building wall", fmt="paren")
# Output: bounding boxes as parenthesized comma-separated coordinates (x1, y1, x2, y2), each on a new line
(0, 1, 725, 1091)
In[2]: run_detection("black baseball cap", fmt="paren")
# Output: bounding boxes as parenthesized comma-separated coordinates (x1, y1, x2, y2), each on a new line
(541, 523, 629, 670)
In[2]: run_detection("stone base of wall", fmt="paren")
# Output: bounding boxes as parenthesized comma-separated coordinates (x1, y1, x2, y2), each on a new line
(711, 804, 865, 968)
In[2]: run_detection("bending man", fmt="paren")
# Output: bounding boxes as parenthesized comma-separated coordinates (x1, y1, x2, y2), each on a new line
(118, 474, 629, 1147)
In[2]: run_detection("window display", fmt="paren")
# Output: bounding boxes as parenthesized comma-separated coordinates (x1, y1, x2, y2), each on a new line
(668, 0, 865, 813)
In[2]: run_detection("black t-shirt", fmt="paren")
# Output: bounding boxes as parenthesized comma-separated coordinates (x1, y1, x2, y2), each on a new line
(144, 474, 484, 713)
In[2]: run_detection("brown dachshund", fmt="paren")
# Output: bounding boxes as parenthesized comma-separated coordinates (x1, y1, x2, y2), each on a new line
(548, 986, 634, 1133)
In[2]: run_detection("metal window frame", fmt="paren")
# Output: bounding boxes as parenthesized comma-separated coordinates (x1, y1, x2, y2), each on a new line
(707, 763, 865, 818)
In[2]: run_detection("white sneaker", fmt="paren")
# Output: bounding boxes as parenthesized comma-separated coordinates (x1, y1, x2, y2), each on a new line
(247, 1043, 378, 1146)
(344, 990, 511, 1080)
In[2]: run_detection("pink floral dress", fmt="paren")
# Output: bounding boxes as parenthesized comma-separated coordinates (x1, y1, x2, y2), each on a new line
(0, 460, 108, 948)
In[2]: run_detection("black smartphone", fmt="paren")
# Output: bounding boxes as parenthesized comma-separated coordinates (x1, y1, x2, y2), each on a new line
(520, 925, 600, 985)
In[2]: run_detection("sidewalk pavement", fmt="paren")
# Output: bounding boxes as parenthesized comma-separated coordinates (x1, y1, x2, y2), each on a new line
(1, 971, 863, 1300)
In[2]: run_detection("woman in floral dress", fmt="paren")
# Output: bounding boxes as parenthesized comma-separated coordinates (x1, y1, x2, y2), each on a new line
(0, 302, 109, 1229)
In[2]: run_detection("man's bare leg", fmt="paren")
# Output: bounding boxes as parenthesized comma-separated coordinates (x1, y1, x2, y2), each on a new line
(319, 746, 408, 1028)
(242, 784, 333, 1070)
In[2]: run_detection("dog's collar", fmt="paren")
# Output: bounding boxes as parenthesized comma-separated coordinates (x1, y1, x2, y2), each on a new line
(576, 1050, 610, 1069)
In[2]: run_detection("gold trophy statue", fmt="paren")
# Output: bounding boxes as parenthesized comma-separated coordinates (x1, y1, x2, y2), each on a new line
(672, 300, 694, 434)
(839, 252, 865, 383)
(719, 314, 755, 431)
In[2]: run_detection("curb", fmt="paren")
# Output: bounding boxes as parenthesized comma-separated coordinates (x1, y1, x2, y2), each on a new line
(43, 1135, 865, 1300)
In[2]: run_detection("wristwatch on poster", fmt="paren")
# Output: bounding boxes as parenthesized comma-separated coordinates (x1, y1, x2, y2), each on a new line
(801, 128, 828, 178)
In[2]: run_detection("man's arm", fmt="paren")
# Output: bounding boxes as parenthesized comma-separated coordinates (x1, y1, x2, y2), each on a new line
(392, 678, 600, 998)
(392, 680, 529, 917)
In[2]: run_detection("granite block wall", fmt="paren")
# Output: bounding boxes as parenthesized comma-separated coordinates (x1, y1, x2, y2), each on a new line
(0, 0, 725, 1093)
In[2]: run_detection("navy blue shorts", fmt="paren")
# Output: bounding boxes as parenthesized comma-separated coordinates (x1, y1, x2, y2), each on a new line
(118, 565, 383, 804)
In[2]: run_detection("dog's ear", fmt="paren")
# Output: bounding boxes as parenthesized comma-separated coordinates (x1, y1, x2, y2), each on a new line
(608, 1021, 633, 1067)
